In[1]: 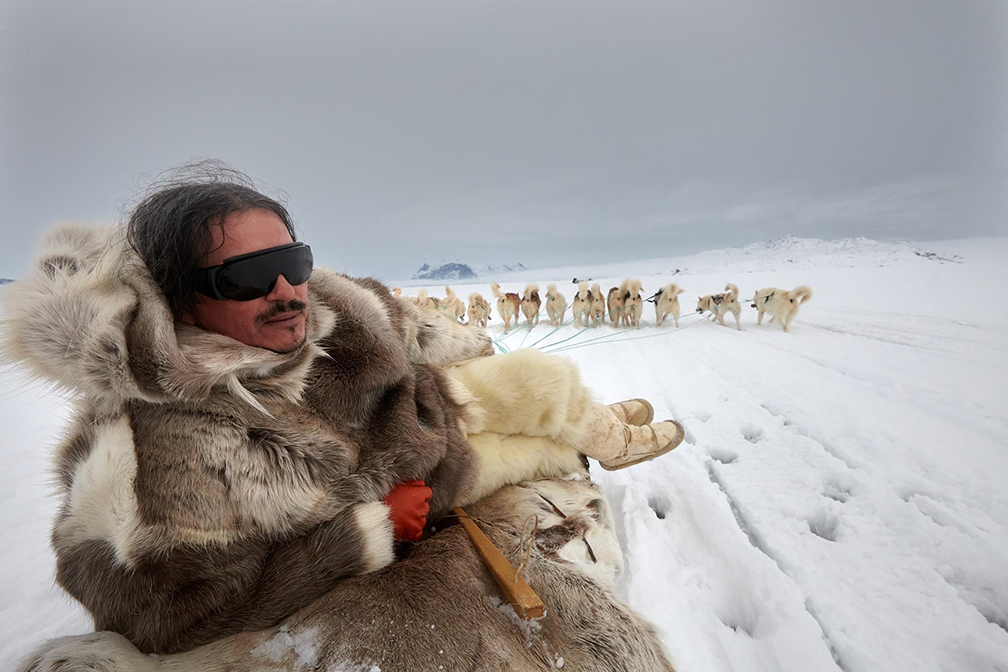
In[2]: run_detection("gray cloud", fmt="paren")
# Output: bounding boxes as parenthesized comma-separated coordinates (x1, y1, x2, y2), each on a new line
(2, 0, 1005, 280)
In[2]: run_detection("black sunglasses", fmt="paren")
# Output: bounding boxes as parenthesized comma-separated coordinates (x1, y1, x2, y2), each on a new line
(195, 242, 314, 301)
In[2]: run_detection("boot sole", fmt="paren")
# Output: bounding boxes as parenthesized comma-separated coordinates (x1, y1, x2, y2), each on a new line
(600, 419, 685, 471)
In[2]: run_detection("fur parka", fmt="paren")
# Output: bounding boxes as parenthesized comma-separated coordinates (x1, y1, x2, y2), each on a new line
(1, 223, 494, 654)
(18, 478, 676, 672)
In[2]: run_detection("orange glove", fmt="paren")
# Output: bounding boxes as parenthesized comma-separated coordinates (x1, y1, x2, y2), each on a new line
(383, 479, 432, 542)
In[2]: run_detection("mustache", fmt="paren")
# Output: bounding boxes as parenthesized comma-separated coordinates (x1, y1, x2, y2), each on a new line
(256, 299, 308, 325)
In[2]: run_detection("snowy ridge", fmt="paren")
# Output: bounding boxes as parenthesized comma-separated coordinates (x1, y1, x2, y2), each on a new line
(409, 260, 529, 282)
(2, 237, 1008, 671)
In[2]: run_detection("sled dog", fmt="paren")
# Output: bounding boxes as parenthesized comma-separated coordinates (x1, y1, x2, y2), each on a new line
(545, 284, 567, 326)
(441, 286, 466, 322)
(620, 279, 644, 328)
(654, 283, 685, 328)
(467, 292, 492, 327)
(572, 281, 593, 327)
(520, 284, 541, 327)
(751, 285, 812, 332)
(590, 283, 605, 327)
(696, 283, 741, 330)
(491, 283, 521, 331)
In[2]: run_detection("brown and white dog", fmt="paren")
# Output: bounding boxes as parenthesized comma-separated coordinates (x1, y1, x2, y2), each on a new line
(606, 286, 624, 326)
(572, 281, 593, 327)
(491, 283, 521, 331)
(520, 284, 541, 327)
(442, 286, 466, 322)
(590, 283, 605, 328)
(544, 284, 567, 326)
(620, 279, 644, 328)
(654, 283, 685, 328)
(696, 283, 742, 330)
(467, 292, 492, 327)
(751, 285, 812, 332)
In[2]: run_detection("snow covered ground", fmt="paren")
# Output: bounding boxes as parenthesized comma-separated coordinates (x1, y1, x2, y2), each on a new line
(2, 236, 1007, 671)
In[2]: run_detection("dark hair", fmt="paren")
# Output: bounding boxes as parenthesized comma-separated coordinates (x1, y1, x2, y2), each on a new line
(126, 160, 296, 318)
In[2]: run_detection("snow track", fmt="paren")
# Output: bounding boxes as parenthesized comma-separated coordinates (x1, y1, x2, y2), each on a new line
(2, 237, 1007, 671)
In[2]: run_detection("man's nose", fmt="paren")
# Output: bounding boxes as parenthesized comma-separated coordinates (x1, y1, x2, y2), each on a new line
(266, 274, 298, 301)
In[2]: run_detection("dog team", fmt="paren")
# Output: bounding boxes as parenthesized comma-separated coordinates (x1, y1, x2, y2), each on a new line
(393, 280, 812, 332)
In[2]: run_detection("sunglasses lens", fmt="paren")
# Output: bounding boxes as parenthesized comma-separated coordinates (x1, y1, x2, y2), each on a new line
(215, 244, 314, 301)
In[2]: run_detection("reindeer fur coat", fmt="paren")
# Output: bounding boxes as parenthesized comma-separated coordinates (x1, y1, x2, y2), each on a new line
(1, 224, 494, 654)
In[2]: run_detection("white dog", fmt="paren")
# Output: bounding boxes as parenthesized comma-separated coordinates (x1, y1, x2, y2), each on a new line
(441, 286, 466, 322)
(751, 285, 812, 332)
(545, 284, 567, 326)
(416, 288, 439, 311)
(590, 282, 605, 327)
(654, 283, 685, 327)
(467, 292, 492, 327)
(696, 283, 741, 330)
(572, 281, 593, 327)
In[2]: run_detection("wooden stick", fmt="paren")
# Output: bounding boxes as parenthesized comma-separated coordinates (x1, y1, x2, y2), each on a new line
(452, 506, 545, 619)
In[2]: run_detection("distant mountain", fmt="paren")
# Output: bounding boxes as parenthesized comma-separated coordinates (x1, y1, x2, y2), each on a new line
(0, 278, 13, 285)
(411, 262, 479, 281)
(477, 262, 528, 276)
(410, 261, 529, 281)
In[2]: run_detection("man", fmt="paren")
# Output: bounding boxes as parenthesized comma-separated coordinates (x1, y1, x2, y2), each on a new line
(3, 166, 683, 654)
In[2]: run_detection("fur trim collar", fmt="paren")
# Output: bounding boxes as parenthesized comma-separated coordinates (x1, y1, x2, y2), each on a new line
(2, 223, 336, 408)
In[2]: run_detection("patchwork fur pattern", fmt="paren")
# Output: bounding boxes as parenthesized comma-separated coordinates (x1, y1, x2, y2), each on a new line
(544, 284, 567, 326)
(1, 223, 495, 655)
(491, 282, 520, 331)
(467, 292, 492, 327)
(521, 283, 541, 327)
(18, 478, 676, 672)
(655, 283, 685, 328)
(571, 281, 592, 327)
(751, 285, 812, 332)
(696, 283, 742, 330)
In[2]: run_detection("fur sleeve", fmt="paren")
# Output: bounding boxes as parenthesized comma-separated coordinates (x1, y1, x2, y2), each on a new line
(350, 276, 494, 365)
(53, 502, 395, 655)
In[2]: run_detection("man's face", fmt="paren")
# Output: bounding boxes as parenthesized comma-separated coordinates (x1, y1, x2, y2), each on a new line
(184, 208, 310, 353)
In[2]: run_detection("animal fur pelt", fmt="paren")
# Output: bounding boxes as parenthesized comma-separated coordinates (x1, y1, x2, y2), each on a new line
(0, 223, 494, 655)
(17, 477, 676, 672)
(751, 285, 812, 332)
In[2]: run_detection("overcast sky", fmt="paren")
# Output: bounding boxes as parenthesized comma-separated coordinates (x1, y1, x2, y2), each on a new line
(2, 0, 1006, 280)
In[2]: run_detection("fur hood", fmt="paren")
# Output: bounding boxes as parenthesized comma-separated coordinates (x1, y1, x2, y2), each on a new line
(1, 222, 488, 412)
